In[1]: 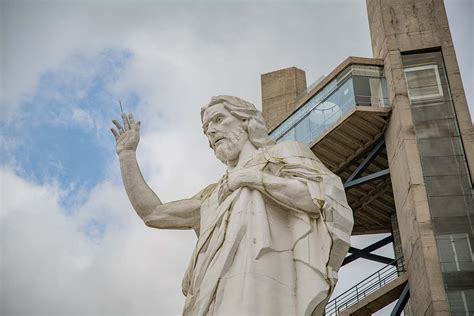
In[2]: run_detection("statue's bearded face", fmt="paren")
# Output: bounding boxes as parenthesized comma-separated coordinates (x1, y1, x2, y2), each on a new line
(202, 103, 249, 164)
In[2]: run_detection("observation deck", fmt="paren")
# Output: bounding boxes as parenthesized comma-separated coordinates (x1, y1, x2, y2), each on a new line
(270, 57, 394, 235)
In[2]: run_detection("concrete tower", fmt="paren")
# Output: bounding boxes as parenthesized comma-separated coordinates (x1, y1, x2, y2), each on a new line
(261, 0, 473, 314)
(367, 0, 473, 314)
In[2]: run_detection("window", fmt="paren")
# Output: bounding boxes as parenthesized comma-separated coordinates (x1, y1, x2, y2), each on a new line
(279, 128, 295, 142)
(404, 64, 444, 101)
(437, 234, 474, 272)
(295, 116, 311, 144)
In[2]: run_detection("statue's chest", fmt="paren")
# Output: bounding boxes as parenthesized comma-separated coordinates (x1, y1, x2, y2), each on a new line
(199, 161, 270, 233)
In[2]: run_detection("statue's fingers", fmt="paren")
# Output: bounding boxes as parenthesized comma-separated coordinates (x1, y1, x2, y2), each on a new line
(134, 121, 141, 132)
(128, 113, 136, 126)
(218, 182, 230, 203)
(112, 120, 124, 134)
(111, 128, 120, 141)
(121, 113, 131, 131)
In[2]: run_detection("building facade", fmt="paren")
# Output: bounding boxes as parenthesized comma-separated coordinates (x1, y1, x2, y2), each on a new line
(261, 0, 473, 314)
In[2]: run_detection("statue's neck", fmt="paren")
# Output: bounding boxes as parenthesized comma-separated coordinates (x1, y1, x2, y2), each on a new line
(227, 140, 257, 171)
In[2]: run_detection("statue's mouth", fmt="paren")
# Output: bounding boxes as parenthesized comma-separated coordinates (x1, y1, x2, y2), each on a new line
(214, 137, 225, 146)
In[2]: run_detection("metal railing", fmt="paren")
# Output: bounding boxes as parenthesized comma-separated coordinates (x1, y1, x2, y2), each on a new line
(325, 257, 406, 316)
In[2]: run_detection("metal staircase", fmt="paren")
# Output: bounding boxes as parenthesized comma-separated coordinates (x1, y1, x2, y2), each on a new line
(325, 257, 408, 315)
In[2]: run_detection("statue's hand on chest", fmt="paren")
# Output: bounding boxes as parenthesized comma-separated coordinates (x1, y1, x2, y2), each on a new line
(218, 167, 264, 203)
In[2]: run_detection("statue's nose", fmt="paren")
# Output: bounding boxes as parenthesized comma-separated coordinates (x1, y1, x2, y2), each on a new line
(207, 124, 217, 136)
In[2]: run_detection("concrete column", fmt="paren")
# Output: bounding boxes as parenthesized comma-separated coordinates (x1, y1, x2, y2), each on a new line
(366, 0, 469, 314)
(261, 67, 307, 131)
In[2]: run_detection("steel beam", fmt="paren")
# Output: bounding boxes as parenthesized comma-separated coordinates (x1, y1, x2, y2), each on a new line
(390, 283, 410, 316)
(342, 235, 394, 266)
(346, 138, 385, 183)
(357, 235, 394, 252)
(344, 247, 396, 266)
(344, 168, 390, 190)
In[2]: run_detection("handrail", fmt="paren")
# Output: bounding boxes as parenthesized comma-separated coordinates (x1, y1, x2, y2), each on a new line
(325, 257, 406, 316)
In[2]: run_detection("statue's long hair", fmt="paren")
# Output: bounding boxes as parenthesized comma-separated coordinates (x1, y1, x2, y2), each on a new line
(201, 95, 275, 149)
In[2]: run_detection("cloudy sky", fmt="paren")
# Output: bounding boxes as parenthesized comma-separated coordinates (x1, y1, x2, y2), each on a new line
(1, 0, 472, 315)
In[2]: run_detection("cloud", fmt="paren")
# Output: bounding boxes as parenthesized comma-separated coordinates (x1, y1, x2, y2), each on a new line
(1, 1, 374, 112)
(71, 108, 94, 129)
(1, 49, 134, 191)
(0, 167, 196, 315)
(3, 0, 471, 120)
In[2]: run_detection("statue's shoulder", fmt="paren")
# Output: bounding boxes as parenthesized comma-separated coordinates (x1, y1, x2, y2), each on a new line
(199, 183, 218, 201)
(264, 140, 318, 161)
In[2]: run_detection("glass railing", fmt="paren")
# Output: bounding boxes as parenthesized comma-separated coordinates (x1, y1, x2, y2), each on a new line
(271, 65, 389, 145)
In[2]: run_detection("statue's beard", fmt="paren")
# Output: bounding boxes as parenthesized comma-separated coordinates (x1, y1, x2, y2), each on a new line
(214, 127, 247, 164)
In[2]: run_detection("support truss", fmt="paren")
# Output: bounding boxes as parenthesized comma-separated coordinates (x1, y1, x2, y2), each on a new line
(342, 235, 394, 266)
(343, 138, 390, 190)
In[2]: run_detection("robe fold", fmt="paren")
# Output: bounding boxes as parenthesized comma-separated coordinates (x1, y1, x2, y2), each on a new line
(182, 141, 353, 316)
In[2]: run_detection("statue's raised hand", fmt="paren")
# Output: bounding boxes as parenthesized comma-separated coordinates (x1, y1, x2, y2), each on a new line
(111, 113, 141, 155)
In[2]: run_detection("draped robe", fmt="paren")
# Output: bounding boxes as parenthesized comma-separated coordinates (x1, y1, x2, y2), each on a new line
(181, 141, 353, 316)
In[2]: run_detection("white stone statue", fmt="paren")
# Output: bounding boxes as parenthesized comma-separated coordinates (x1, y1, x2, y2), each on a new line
(111, 96, 353, 316)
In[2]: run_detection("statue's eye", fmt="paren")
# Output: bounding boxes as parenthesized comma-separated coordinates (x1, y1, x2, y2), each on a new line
(215, 116, 223, 123)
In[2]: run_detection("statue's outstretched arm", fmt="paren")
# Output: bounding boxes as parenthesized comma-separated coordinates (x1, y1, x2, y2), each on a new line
(111, 113, 200, 230)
